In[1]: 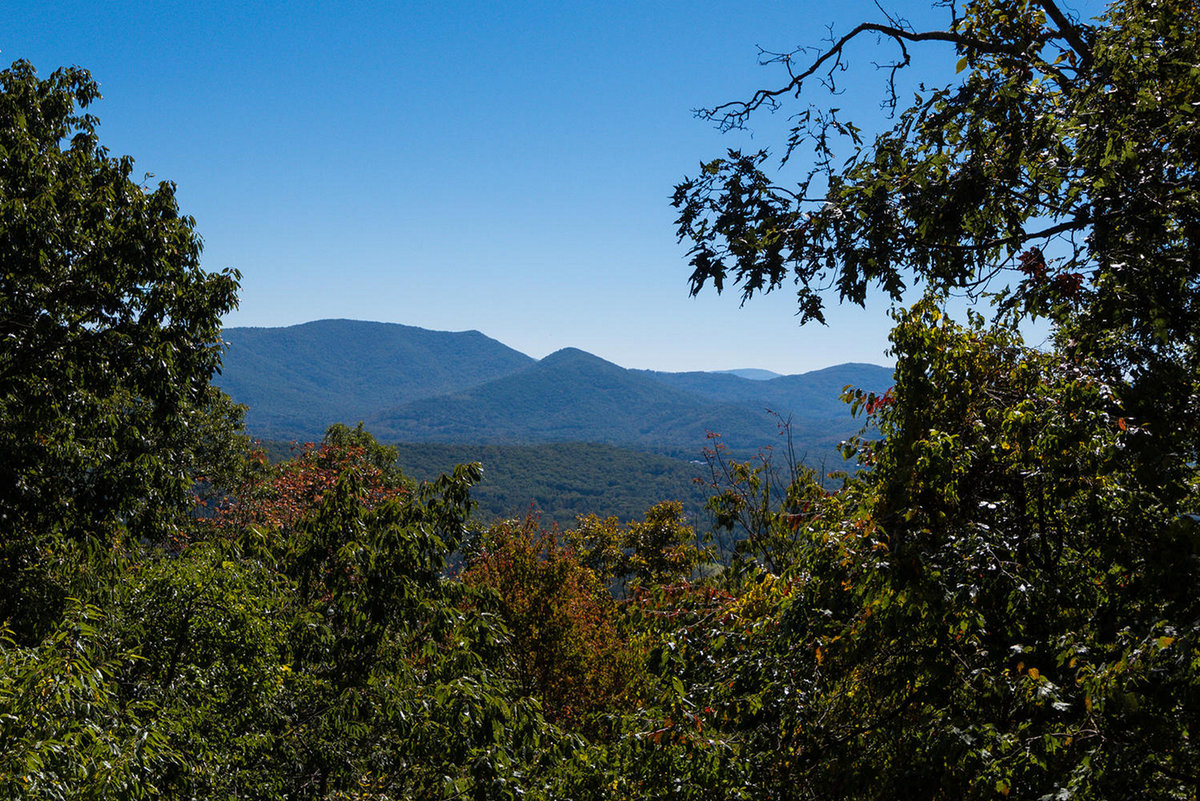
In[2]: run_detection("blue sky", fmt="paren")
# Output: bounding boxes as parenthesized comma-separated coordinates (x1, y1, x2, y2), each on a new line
(4, 1, 1074, 373)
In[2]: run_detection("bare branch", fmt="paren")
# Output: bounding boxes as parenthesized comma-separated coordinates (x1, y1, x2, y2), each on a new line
(699, 21, 1027, 130)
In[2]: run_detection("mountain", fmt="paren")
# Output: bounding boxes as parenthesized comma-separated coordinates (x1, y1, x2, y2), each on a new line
(368, 347, 770, 456)
(368, 348, 875, 460)
(216, 319, 534, 439)
(644, 363, 894, 420)
(214, 319, 892, 462)
(717, 368, 781, 380)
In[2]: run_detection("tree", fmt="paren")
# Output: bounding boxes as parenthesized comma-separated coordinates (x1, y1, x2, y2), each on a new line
(695, 427, 842, 573)
(674, 0, 1200, 458)
(570, 501, 710, 593)
(665, 1, 1200, 797)
(634, 305, 1200, 797)
(460, 515, 647, 730)
(0, 601, 179, 799)
(0, 61, 244, 637)
(208, 424, 413, 535)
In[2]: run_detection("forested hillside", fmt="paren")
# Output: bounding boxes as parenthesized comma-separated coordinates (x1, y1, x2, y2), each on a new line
(220, 324, 890, 461)
(4, 1, 1200, 798)
(369, 346, 838, 457)
(392, 442, 712, 529)
(641, 362, 893, 420)
(260, 439, 714, 531)
(218, 319, 535, 439)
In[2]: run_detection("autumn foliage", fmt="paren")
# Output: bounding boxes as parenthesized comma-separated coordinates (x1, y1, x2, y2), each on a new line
(460, 516, 647, 729)
(8, 2, 1200, 795)
(207, 426, 411, 534)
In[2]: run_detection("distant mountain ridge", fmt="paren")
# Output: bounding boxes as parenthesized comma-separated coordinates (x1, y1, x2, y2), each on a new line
(218, 319, 534, 440)
(641, 363, 892, 420)
(717, 368, 781, 381)
(368, 347, 804, 457)
(217, 319, 892, 460)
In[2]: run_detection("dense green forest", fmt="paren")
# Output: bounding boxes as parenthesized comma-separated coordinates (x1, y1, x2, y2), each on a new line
(393, 443, 713, 531)
(3, 0, 1200, 798)
(261, 440, 714, 532)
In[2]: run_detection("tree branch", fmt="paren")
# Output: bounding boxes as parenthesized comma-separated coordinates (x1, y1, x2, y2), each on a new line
(1036, 0, 1094, 68)
(931, 216, 1095, 253)
(699, 22, 1028, 130)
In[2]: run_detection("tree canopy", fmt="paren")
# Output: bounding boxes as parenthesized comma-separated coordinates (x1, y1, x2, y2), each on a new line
(4, 2, 1200, 796)
(669, 0, 1200, 795)
(674, 0, 1200, 436)
(0, 60, 244, 639)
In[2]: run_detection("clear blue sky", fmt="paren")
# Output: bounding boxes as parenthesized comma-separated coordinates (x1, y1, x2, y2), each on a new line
(4, 1, 1079, 373)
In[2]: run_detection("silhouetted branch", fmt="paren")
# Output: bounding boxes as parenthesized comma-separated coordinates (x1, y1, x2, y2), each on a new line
(699, 21, 1027, 131)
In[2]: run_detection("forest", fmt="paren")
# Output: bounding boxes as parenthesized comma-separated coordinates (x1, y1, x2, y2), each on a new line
(2, 0, 1199, 797)
(255, 439, 715, 534)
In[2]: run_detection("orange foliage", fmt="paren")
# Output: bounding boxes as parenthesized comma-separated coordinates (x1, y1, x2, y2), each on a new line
(460, 516, 646, 730)
(208, 441, 408, 534)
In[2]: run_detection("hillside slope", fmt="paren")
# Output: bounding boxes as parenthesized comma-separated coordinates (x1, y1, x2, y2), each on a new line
(643, 363, 893, 419)
(392, 442, 713, 530)
(369, 348, 861, 459)
(217, 319, 535, 439)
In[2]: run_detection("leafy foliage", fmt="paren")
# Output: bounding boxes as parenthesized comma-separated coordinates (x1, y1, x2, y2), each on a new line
(7, 1, 1200, 795)
(209, 423, 413, 534)
(675, 0, 1199, 345)
(571, 501, 712, 592)
(697, 426, 850, 572)
(651, 306, 1199, 798)
(0, 601, 177, 799)
(656, 0, 1200, 796)
(0, 60, 244, 642)
(461, 515, 648, 730)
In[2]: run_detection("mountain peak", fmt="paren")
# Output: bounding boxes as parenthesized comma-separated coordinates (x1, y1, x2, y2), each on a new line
(538, 347, 613, 367)
(216, 319, 534, 439)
